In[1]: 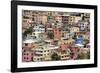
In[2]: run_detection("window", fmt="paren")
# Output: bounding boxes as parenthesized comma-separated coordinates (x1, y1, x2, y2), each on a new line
(27, 57, 28, 59)
(25, 43, 28, 46)
(23, 16, 29, 19)
(65, 56, 67, 57)
(24, 53, 26, 55)
(32, 18, 34, 21)
(62, 56, 64, 58)
(37, 58, 40, 61)
(24, 57, 26, 59)
(27, 53, 28, 55)
(31, 57, 33, 60)
(24, 50, 26, 52)
(62, 33, 64, 37)
(39, 51, 43, 53)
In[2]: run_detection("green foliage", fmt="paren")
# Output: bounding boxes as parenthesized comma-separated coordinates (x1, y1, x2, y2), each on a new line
(78, 51, 90, 59)
(51, 52, 61, 60)
(83, 39, 89, 47)
(23, 27, 33, 37)
(72, 34, 77, 39)
(47, 32, 54, 39)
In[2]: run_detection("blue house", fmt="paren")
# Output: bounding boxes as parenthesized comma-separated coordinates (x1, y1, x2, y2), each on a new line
(75, 36, 84, 46)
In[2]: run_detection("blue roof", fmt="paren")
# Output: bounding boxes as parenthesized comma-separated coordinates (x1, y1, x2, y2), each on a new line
(75, 37, 84, 45)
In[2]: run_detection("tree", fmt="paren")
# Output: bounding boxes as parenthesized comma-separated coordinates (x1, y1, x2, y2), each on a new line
(47, 32, 54, 39)
(51, 52, 61, 61)
(83, 39, 89, 47)
(23, 27, 33, 37)
(78, 52, 85, 59)
(78, 51, 90, 59)
(72, 33, 77, 40)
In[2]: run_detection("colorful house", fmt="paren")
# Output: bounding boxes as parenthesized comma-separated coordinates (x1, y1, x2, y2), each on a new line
(58, 49, 71, 60)
(33, 44, 59, 61)
(69, 47, 79, 60)
(54, 28, 61, 40)
(75, 36, 84, 47)
(22, 36, 38, 48)
(60, 43, 69, 50)
(33, 25, 45, 39)
(22, 48, 33, 62)
(78, 20, 89, 31)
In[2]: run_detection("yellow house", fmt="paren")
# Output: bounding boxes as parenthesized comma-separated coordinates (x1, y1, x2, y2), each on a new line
(58, 49, 71, 60)
(33, 44, 59, 61)
(70, 27, 80, 33)
(74, 16, 82, 23)
(63, 39, 75, 44)
(68, 16, 81, 25)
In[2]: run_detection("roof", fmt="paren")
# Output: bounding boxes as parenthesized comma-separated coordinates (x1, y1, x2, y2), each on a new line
(38, 44, 59, 50)
(44, 39, 53, 42)
(75, 44, 84, 47)
(23, 39, 38, 43)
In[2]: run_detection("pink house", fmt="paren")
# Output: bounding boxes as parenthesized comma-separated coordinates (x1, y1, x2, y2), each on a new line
(22, 48, 33, 62)
(69, 47, 79, 60)
(54, 28, 61, 40)
(60, 43, 69, 50)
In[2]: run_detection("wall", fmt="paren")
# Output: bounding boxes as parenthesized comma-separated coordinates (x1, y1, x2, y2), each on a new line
(0, 0, 99, 73)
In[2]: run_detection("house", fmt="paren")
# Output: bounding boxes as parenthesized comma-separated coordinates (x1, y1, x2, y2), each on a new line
(22, 10, 34, 33)
(22, 34, 39, 49)
(22, 39, 35, 48)
(63, 39, 75, 45)
(69, 46, 79, 60)
(33, 44, 59, 61)
(60, 43, 69, 50)
(33, 25, 45, 33)
(78, 20, 90, 31)
(33, 46, 44, 62)
(83, 32, 90, 39)
(70, 27, 80, 33)
(44, 39, 53, 45)
(54, 28, 61, 40)
(81, 13, 90, 21)
(75, 36, 84, 47)
(86, 43, 90, 48)
(58, 49, 71, 60)
(22, 48, 33, 62)
(61, 31, 69, 40)
(68, 16, 75, 25)
(61, 15, 70, 25)
(54, 15, 62, 23)
(33, 25, 45, 39)
(74, 16, 82, 23)
(37, 15, 47, 25)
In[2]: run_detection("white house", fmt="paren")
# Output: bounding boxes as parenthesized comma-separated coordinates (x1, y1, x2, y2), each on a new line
(32, 25, 45, 39)
(78, 20, 89, 31)
(33, 44, 59, 61)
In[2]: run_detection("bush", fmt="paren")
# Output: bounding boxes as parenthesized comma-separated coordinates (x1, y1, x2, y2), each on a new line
(51, 52, 61, 61)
